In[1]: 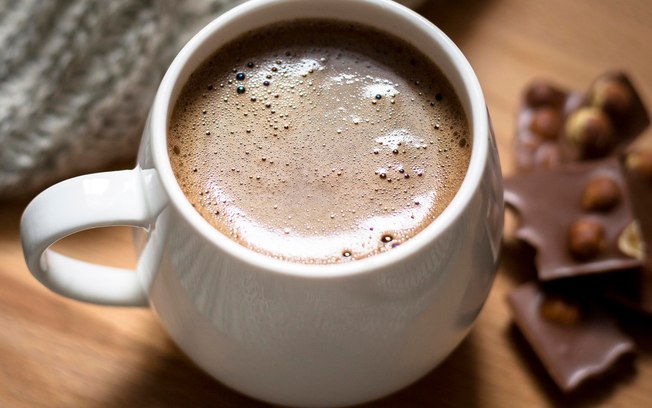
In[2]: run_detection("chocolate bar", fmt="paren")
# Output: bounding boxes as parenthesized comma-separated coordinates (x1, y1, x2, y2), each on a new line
(507, 282, 636, 392)
(505, 72, 650, 397)
(505, 157, 642, 281)
(607, 149, 652, 314)
(514, 73, 649, 172)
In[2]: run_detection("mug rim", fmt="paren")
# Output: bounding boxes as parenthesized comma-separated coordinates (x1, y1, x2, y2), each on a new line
(150, 0, 489, 278)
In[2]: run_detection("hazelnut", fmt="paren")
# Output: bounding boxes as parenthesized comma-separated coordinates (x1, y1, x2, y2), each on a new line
(540, 296, 582, 325)
(581, 176, 621, 212)
(568, 218, 606, 261)
(564, 107, 614, 159)
(525, 81, 565, 108)
(591, 77, 633, 122)
(625, 150, 652, 183)
(618, 221, 645, 261)
(529, 108, 563, 140)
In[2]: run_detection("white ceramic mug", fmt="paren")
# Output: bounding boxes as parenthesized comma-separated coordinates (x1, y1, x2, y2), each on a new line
(21, 0, 503, 406)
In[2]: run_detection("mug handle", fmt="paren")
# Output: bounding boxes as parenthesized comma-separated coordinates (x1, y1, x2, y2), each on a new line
(21, 169, 150, 306)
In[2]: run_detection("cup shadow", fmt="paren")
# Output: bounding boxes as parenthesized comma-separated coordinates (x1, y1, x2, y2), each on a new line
(109, 332, 480, 408)
(106, 335, 254, 408)
(500, 237, 538, 286)
(359, 332, 480, 407)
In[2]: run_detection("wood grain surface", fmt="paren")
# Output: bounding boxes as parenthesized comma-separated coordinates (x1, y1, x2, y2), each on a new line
(2, 1, 652, 406)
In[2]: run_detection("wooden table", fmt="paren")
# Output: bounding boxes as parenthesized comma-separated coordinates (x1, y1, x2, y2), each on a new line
(2, 1, 651, 406)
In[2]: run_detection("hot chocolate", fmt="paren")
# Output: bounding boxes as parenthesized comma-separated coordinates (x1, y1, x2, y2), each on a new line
(168, 19, 471, 263)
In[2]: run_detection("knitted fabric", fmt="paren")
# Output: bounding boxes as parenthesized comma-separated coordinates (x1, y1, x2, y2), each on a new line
(0, 0, 244, 199)
(0, 0, 425, 199)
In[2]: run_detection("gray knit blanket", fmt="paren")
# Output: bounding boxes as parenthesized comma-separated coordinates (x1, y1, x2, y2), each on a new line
(0, 0, 425, 200)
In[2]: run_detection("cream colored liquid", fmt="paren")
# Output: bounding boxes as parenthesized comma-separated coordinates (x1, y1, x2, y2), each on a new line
(169, 19, 471, 263)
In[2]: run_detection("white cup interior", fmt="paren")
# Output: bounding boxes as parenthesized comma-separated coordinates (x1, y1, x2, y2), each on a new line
(151, 0, 489, 277)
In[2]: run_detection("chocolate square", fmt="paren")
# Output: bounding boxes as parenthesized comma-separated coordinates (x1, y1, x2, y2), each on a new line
(507, 282, 636, 392)
(505, 157, 642, 281)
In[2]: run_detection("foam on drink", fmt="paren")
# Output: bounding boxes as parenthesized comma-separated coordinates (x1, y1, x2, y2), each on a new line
(168, 19, 471, 264)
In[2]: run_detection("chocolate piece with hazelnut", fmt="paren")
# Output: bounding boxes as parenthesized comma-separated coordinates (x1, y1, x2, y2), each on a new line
(507, 282, 636, 393)
(589, 73, 650, 134)
(514, 72, 649, 172)
(504, 157, 642, 281)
